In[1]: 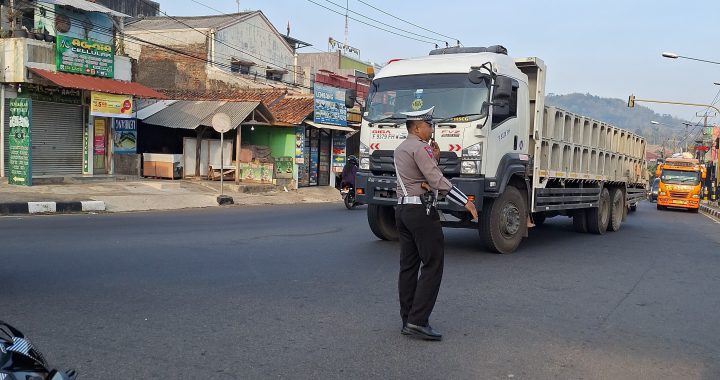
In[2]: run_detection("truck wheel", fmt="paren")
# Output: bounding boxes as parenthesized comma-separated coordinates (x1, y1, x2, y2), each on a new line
(532, 212, 546, 226)
(479, 186, 526, 254)
(572, 209, 588, 233)
(690, 207, 699, 214)
(657, 204, 665, 210)
(367, 204, 398, 241)
(587, 187, 610, 235)
(608, 188, 624, 232)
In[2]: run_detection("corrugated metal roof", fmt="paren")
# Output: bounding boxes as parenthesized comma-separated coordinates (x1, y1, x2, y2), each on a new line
(198, 101, 259, 128)
(143, 101, 224, 130)
(141, 100, 269, 130)
(159, 89, 288, 104)
(126, 12, 256, 31)
(30, 68, 167, 98)
(304, 120, 355, 132)
(38, 0, 128, 17)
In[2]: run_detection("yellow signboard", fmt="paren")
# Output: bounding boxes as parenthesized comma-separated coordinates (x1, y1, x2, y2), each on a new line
(90, 92, 133, 118)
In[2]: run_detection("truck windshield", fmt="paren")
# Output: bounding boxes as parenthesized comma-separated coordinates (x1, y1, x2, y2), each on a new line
(365, 73, 490, 122)
(661, 169, 700, 185)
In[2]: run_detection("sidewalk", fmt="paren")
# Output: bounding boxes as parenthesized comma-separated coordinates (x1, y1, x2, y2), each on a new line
(700, 199, 720, 220)
(0, 178, 342, 214)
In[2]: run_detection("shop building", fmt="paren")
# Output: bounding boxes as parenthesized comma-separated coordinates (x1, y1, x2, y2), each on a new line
(1, 0, 164, 184)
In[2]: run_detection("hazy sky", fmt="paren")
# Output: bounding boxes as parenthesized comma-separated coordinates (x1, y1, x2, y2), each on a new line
(154, 0, 720, 126)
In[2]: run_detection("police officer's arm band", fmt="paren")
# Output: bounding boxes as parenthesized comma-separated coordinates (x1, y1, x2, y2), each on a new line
(447, 186, 469, 206)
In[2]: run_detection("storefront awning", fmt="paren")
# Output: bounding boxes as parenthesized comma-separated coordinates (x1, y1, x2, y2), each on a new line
(29, 68, 167, 99)
(38, 0, 128, 17)
(304, 120, 355, 132)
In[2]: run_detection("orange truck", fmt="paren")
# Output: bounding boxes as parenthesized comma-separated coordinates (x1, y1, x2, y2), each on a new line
(655, 154, 706, 212)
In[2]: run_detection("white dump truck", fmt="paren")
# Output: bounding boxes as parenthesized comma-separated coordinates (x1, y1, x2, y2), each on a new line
(353, 46, 647, 254)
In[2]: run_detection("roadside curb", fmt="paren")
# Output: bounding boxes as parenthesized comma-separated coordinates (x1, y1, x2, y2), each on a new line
(700, 204, 720, 219)
(0, 201, 106, 215)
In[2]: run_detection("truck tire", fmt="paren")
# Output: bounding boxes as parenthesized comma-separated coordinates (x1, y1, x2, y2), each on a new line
(572, 209, 588, 233)
(657, 204, 666, 210)
(587, 187, 610, 235)
(367, 204, 398, 241)
(532, 212, 546, 226)
(690, 207, 699, 214)
(608, 188, 624, 232)
(479, 186, 526, 254)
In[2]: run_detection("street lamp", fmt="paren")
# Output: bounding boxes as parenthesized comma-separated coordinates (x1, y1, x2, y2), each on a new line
(662, 52, 720, 65)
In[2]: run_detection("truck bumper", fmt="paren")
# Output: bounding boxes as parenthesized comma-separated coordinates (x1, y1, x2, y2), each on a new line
(657, 197, 699, 209)
(355, 172, 486, 211)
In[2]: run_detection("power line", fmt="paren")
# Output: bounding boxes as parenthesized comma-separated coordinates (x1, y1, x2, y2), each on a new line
(356, 0, 458, 42)
(304, 0, 437, 45)
(321, 0, 446, 44)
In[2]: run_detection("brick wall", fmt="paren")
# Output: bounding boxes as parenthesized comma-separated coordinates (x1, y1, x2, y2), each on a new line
(136, 43, 209, 91)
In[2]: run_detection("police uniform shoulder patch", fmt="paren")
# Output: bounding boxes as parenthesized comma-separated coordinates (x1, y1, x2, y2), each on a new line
(423, 146, 433, 158)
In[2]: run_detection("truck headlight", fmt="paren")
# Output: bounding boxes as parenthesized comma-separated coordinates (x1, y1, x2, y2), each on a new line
(360, 143, 370, 156)
(360, 157, 370, 170)
(462, 143, 482, 158)
(659, 191, 666, 196)
(461, 160, 481, 174)
(692, 194, 699, 198)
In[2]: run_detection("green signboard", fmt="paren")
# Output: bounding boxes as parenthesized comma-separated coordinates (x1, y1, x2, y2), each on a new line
(56, 35, 114, 78)
(18, 83, 82, 105)
(275, 157, 294, 179)
(8, 98, 32, 186)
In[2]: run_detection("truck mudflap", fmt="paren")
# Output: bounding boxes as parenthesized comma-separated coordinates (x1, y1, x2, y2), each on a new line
(355, 171, 485, 211)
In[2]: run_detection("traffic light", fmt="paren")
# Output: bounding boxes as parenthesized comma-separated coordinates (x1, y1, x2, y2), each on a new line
(627, 95, 635, 108)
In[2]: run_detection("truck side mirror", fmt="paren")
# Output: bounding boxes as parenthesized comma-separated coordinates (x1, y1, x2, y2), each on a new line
(655, 165, 662, 177)
(345, 89, 357, 109)
(493, 76, 513, 100)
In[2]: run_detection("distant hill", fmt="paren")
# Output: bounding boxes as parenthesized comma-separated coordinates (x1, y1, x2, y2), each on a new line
(545, 93, 695, 146)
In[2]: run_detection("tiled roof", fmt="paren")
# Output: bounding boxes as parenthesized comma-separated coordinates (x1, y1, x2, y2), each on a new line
(268, 96, 314, 125)
(159, 89, 288, 105)
(126, 12, 256, 31)
(30, 68, 167, 99)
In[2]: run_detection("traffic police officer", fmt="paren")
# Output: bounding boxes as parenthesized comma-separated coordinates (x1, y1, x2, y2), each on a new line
(394, 107, 478, 341)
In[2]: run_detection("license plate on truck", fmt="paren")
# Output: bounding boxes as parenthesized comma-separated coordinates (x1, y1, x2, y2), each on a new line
(672, 200, 687, 205)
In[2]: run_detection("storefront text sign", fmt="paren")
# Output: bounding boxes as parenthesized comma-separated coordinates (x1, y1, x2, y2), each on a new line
(113, 119, 137, 154)
(314, 84, 347, 126)
(90, 92, 133, 118)
(56, 35, 114, 78)
(8, 98, 32, 186)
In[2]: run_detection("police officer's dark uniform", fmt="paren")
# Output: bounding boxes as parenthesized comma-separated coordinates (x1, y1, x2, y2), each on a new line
(394, 107, 472, 341)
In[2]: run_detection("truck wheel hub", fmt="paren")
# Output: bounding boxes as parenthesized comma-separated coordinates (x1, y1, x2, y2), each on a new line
(500, 203, 521, 236)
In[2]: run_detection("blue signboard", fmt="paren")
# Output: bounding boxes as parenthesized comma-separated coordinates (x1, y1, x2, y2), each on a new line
(314, 83, 347, 126)
(113, 118, 137, 154)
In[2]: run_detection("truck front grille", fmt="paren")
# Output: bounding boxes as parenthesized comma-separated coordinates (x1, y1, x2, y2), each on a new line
(370, 150, 461, 176)
(669, 191, 689, 198)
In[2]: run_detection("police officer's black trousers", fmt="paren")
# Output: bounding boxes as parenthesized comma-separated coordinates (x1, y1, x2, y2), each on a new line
(396, 204, 444, 327)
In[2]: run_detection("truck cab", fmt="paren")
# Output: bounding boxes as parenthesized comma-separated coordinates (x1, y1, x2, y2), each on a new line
(655, 154, 705, 212)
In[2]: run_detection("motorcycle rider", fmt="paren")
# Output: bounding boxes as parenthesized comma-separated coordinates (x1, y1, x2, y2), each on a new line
(341, 155, 359, 190)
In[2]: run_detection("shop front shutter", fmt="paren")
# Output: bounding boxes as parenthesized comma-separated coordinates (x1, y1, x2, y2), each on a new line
(3, 100, 84, 176)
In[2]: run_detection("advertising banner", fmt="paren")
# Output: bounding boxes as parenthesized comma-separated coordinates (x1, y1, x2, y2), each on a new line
(332, 133, 346, 173)
(275, 157, 294, 179)
(8, 98, 32, 186)
(91, 92, 133, 118)
(56, 35, 114, 78)
(295, 126, 305, 164)
(94, 119, 106, 155)
(313, 84, 347, 126)
(113, 119, 137, 154)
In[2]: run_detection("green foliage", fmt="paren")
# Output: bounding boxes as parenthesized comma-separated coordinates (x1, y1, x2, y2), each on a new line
(546, 93, 692, 145)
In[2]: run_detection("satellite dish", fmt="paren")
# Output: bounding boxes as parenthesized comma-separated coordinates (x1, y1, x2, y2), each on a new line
(212, 113, 232, 133)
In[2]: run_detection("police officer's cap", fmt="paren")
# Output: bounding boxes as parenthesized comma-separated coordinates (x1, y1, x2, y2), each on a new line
(401, 106, 434, 122)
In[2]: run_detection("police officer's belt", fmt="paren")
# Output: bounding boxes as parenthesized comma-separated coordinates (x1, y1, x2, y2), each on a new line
(397, 196, 423, 205)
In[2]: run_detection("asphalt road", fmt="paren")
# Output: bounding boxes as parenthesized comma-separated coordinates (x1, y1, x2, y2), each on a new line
(1, 201, 719, 379)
